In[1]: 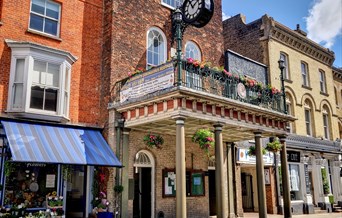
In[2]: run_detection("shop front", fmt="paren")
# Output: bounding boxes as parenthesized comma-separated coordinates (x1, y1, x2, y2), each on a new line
(0, 119, 121, 217)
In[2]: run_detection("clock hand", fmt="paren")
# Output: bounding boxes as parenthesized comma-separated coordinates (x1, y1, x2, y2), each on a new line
(189, 0, 195, 7)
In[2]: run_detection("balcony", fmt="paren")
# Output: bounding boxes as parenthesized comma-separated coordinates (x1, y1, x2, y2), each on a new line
(110, 60, 292, 142)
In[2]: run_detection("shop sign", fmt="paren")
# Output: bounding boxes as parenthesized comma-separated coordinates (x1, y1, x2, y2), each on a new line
(120, 63, 174, 103)
(304, 164, 311, 194)
(237, 148, 274, 165)
(287, 150, 300, 162)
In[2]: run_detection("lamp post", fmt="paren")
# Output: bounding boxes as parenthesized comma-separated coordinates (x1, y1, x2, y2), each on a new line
(278, 59, 287, 114)
(172, 8, 183, 86)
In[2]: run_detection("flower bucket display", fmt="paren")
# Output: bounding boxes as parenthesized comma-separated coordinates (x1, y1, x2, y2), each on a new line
(192, 129, 215, 156)
(143, 133, 164, 149)
(266, 139, 282, 153)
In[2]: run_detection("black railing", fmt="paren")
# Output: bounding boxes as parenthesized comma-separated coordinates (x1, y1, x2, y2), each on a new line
(112, 60, 285, 113)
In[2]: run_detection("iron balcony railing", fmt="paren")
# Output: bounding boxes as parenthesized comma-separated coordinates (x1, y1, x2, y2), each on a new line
(112, 60, 285, 113)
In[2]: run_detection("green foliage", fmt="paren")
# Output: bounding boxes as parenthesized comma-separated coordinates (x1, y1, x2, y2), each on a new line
(321, 168, 330, 195)
(4, 161, 16, 177)
(329, 195, 334, 204)
(266, 139, 282, 152)
(192, 129, 215, 156)
(114, 185, 124, 194)
(248, 145, 266, 156)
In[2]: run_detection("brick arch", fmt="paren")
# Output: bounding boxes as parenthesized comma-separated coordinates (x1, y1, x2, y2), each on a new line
(318, 99, 334, 114)
(300, 93, 318, 110)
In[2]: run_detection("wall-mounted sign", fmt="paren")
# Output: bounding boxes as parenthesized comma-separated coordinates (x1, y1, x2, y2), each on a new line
(287, 150, 300, 162)
(237, 148, 274, 165)
(120, 63, 174, 103)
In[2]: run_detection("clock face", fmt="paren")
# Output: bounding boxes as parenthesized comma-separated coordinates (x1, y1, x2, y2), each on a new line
(183, 0, 203, 23)
(182, 0, 214, 28)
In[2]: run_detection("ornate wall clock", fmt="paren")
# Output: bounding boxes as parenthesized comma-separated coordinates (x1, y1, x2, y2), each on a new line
(182, 0, 214, 28)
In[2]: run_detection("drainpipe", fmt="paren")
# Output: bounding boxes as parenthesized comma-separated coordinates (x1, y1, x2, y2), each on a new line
(115, 118, 125, 187)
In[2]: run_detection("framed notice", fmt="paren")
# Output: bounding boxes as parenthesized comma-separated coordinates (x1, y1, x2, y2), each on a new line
(46, 174, 56, 188)
(162, 169, 176, 197)
(264, 169, 270, 185)
(191, 172, 204, 196)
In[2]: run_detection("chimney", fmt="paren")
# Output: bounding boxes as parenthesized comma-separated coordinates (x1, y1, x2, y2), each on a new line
(294, 24, 307, 37)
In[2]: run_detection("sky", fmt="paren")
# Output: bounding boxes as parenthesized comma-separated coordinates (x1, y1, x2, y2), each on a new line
(222, 0, 342, 68)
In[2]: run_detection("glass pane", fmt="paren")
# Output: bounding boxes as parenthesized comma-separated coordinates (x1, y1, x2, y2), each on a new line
(147, 51, 153, 66)
(15, 59, 25, 82)
(33, 60, 46, 84)
(44, 88, 57, 111)
(47, 63, 59, 87)
(31, 0, 45, 14)
(30, 86, 44, 109)
(13, 84, 23, 109)
(44, 19, 58, 35)
(29, 14, 44, 31)
(65, 68, 70, 91)
(46, 1, 59, 19)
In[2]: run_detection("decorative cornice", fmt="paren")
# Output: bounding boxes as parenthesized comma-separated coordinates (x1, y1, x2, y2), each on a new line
(333, 67, 342, 79)
(267, 21, 335, 66)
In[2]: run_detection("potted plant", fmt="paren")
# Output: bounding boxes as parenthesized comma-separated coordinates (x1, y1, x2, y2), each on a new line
(192, 129, 215, 156)
(143, 133, 164, 149)
(248, 145, 266, 156)
(266, 139, 282, 153)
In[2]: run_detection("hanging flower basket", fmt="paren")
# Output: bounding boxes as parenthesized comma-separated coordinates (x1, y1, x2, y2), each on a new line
(248, 145, 266, 156)
(192, 129, 215, 156)
(143, 133, 164, 149)
(266, 139, 282, 153)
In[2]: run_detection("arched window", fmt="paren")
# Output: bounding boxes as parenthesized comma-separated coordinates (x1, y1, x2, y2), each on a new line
(304, 100, 314, 136)
(185, 41, 202, 90)
(147, 27, 166, 69)
(280, 52, 290, 80)
(286, 93, 295, 133)
(322, 105, 331, 140)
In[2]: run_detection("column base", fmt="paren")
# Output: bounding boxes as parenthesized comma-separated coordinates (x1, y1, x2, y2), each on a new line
(303, 203, 314, 214)
(318, 202, 332, 213)
(338, 201, 342, 207)
(278, 202, 304, 215)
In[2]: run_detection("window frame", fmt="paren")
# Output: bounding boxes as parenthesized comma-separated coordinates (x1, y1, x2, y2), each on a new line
(301, 62, 309, 87)
(185, 41, 202, 90)
(319, 70, 327, 93)
(6, 40, 75, 122)
(146, 27, 167, 69)
(161, 0, 183, 9)
(322, 107, 331, 140)
(304, 105, 312, 136)
(280, 52, 290, 80)
(29, 0, 61, 38)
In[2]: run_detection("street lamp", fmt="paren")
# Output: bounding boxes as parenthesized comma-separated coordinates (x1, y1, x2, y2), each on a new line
(172, 8, 184, 86)
(278, 58, 287, 114)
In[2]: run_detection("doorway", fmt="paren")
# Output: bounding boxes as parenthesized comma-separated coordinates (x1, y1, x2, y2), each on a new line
(208, 169, 216, 216)
(65, 165, 86, 218)
(133, 150, 155, 218)
(241, 173, 254, 212)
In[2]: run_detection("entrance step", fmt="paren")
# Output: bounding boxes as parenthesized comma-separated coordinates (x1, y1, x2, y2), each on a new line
(333, 204, 342, 213)
(314, 206, 327, 214)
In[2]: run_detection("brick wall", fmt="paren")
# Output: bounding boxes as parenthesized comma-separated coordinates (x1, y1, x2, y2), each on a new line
(0, 0, 104, 126)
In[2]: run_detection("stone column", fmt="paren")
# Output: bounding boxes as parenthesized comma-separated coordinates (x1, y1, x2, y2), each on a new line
(121, 128, 130, 218)
(227, 142, 235, 218)
(255, 131, 267, 218)
(279, 136, 292, 218)
(214, 123, 227, 218)
(175, 117, 186, 218)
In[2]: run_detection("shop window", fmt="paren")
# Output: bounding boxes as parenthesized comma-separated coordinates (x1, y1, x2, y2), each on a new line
(185, 41, 202, 90)
(161, 0, 183, 8)
(3, 162, 58, 208)
(162, 169, 204, 197)
(146, 27, 166, 69)
(6, 40, 76, 122)
(29, 0, 61, 37)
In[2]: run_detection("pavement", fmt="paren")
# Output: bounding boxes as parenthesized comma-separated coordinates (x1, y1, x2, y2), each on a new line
(243, 212, 342, 218)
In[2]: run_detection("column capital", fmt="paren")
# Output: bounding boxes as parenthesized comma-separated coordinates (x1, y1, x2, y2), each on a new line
(172, 115, 187, 122)
(254, 131, 263, 137)
(123, 128, 131, 135)
(278, 135, 287, 142)
(214, 123, 223, 131)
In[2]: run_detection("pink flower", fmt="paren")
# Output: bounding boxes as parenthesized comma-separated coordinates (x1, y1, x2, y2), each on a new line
(187, 58, 194, 64)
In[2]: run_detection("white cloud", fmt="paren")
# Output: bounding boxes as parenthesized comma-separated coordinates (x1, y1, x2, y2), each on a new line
(222, 11, 231, 21)
(305, 0, 342, 48)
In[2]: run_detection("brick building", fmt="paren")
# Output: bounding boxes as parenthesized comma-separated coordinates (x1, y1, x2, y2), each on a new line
(223, 14, 342, 215)
(0, 0, 121, 217)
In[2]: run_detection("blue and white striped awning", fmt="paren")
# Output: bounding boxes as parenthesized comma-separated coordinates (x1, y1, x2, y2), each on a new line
(1, 121, 122, 167)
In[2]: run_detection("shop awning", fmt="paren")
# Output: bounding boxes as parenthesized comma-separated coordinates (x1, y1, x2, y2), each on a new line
(1, 121, 122, 167)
